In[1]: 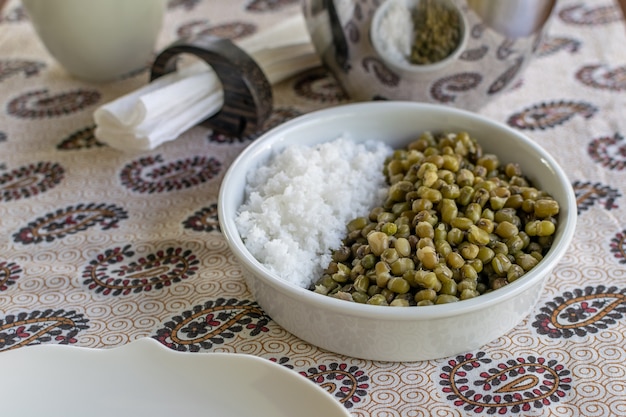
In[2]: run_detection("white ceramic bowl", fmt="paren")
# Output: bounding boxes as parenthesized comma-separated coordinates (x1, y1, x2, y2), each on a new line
(218, 102, 576, 362)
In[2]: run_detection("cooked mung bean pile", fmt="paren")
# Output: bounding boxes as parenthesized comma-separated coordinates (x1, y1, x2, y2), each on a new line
(312, 131, 560, 306)
(410, 0, 461, 65)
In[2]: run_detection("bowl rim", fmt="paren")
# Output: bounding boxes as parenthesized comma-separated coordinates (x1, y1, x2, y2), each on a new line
(218, 101, 577, 321)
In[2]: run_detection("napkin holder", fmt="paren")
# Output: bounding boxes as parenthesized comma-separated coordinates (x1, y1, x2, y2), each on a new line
(150, 34, 273, 137)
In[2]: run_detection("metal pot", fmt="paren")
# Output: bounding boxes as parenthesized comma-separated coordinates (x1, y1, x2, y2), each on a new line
(302, 0, 557, 110)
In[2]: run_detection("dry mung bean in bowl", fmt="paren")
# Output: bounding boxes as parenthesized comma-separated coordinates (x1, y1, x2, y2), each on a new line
(218, 102, 576, 361)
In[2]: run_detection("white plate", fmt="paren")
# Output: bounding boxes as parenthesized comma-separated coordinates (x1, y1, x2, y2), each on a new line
(0, 338, 351, 417)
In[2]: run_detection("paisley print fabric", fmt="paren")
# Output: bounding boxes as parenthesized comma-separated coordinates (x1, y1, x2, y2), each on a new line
(82, 244, 200, 295)
(0, 261, 22, 291)
(0, 162, 64, 202)
(0, 59, 45, 81)
(532, 286, 626, 339)
(7, 89, 101, 119)
(576, 64, 626, 91)
(13, 203, 128, 244)
(0, 0, 625, 416)
(588, 133, 626, 171)
(573, 180, 621, 214)
(0, 310, 89, 352)
(430, 72, 483, 103)
(56, 125, 104, 150)
(153, 298, 271, 352)
(440, 352, 572, 414)
(506, 100, 597, 130)
(119, 155, 222, 193)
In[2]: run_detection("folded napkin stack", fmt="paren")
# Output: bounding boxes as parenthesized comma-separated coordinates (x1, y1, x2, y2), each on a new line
(94, 14, 319, 152)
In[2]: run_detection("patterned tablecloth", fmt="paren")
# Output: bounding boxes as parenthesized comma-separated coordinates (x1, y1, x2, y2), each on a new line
(1, 0, 625, 416)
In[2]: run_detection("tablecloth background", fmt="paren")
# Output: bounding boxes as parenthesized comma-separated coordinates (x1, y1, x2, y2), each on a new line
(1, 0, 625, 416)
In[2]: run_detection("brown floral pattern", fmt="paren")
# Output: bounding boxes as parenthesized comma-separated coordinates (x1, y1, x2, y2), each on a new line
(182, 204, 220, 232)
(0, 310, 89, 352)
(0, 162, 64, 202)
(83, 245, 200, 296)
(440, 352, 572, 414)
(575, 64, 626, 91)
(119, 155, 222, 193)
(558, 4, 622, 25)
(13, 203, 128, 244)
(430, 73, 482, 103)
(7, 89, 101, 119)
(57, 125, 104, 150)
(0, 59, 45, 81)
(0, 261, 22, 292)
(532, 286, 626, 338)
(507, 100, 597, 130)
(153, 298, 271, 352)
(587, 132, 626, 170)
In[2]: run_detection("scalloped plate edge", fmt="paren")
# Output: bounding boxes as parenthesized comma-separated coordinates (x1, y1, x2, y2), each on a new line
(0, 338, 351, 417)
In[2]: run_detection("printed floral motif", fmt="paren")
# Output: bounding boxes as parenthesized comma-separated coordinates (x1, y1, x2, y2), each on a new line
(488, 57, 524, 95)
(558, 4, 622, 25)
(532, 286, 626, 339)
(610, 231, 626, 264)
(573, 180, 620, 214)
(268, 356, 369, 409)
(294, 68, 349, 101)
(208, 107, 302, 144)
(470, 24, 485, 39)
(538, 36, 581, 57)
(176, 20, 256, 40)
(0, 161, 64, 202)
(587, 132, 626, 170)
(269, 356, 293, 369)
(57, 125, 104, 150)
(496, 39, 516, 60)
(440, 352, 572, 414)
(362, 57, 401, 88)
(0, 309, 89, 352)
(246, 0, 298, 12)
(575, 64, 626, 91)
(153, 298, 271, 352)
(507, 100, 597, 130)
(182, 204, 220, 232)
(299, 362, 369, 409)
(13, 203, 128, 244)
(7, 89, 101, 119)
(0, 59, 45, 81)
(459, 45, 489, 61)
(83, 245, 199, 296)
(119, 154, 222, 193)
(430, 73, 482, 103)
(0, 261, 22, 291)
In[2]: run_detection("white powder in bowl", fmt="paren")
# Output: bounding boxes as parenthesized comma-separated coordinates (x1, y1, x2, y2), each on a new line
(235, 136, 392, 289)
(374, 0, 414, 64)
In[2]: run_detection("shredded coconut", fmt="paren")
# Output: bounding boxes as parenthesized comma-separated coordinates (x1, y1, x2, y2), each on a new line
(375, 0, 414, 64)
(235, 136, 392, 288)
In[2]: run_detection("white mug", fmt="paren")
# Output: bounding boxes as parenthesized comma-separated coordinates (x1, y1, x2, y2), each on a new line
(22, 0, 166, 82)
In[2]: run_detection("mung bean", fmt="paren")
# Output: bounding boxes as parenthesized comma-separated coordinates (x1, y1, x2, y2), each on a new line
(310, 131, 561, 306)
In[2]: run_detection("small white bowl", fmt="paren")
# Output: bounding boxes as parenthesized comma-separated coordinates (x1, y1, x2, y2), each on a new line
(218, 102, 576, 361)
(370, 0, 469, 77)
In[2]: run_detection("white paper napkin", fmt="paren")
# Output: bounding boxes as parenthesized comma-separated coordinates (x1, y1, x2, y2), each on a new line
(94, 14, 319, 152)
